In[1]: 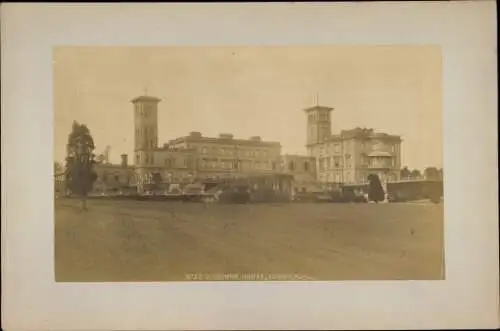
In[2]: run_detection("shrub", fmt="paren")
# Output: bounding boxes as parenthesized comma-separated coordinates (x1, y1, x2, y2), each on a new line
(367, 174, 385, 203)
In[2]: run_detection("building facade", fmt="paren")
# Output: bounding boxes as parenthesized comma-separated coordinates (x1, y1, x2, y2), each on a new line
(75, 95, 403, 195)
(92, 154, 137, 194)
(131, 94, 282, 192)
(304, 105, 402, 185)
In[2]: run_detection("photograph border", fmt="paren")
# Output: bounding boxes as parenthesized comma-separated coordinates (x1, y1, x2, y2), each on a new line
(2, 2, 498, 330)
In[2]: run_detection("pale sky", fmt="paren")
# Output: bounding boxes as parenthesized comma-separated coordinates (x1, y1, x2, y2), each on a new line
(54, 46, 442, 170)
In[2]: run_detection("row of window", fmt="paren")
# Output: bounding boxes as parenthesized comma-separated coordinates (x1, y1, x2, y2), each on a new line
(318, 172, 344, 183)
(317, 143, 342, 155)
(308, 126, 331, 141)
(201, 160, 235, 169)
(316, 142, 398, 156)
(318, 156, 344, 170)
(200, 159, 276, 171)
(136, 105, 154, 118)
(135, 127, 156, 140)
(164, 158, 194, 168)
(99, 172, 133, 184)
(136, 151, 281, 171)
(317, 155, 395, 170)
(285, 160, 311, 172)
(368, 159, 395, 168)
(308, 112, 329, 122)
(136, 153, 159, 165)
(318, 173, 394, 183)
(197, 146, 272, 158)
(136, 139, 156, 149)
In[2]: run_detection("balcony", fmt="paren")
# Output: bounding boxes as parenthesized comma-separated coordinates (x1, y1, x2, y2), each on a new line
(367, 151, 394, 169)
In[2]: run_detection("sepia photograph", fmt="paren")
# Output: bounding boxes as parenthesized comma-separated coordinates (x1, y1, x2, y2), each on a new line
(54, 45, 444, 282)
(3, 2, 497, 330)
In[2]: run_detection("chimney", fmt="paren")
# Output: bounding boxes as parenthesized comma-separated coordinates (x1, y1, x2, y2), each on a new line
(121, 154, 128, 167)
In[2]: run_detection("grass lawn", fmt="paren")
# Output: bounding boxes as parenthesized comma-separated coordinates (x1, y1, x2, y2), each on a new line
(55, 199, 444, 282)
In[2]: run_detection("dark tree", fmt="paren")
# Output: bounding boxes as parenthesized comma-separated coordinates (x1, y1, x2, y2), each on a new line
(367, 174, 386, 203)
(65, 121, 98, 210)
(400, 166, 411, 179)
(424, 167, 440, 180)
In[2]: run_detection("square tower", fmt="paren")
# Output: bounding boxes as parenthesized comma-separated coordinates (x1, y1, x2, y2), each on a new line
(304, 105, 333, 146)
(131, 95, 161, 165)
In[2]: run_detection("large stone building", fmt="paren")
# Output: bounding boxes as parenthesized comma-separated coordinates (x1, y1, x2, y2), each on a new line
(80, 94, 402, 195)
(131, 95, 282, 192)
(303, 105, 402, 185)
